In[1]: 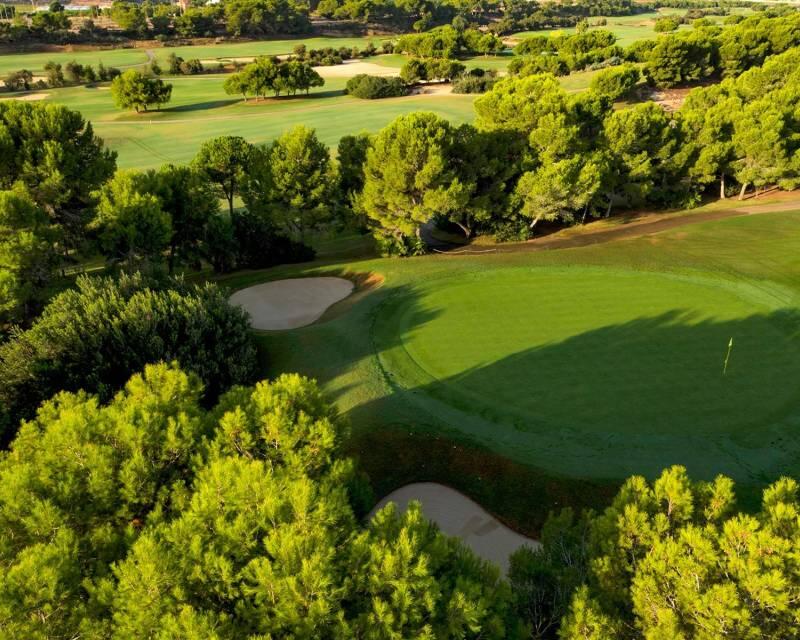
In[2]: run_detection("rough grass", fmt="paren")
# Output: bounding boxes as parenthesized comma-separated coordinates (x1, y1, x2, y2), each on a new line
(217, 204, 800, 532)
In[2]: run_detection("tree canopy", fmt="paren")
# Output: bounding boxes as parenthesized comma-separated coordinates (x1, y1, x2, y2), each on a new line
(110, 70, 173, 113)
(0, 363, 517, 638)
(0, 273, 257, 442)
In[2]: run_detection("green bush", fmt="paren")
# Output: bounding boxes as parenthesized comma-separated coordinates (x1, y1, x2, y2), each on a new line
(0, 273, 257, 442)
(345, 74, 408, 99)
(589, 63, 640, 100)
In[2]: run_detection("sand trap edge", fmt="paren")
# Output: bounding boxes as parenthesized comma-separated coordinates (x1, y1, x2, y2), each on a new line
(230, 276, 355, 331)
(370, 482, 540, 574)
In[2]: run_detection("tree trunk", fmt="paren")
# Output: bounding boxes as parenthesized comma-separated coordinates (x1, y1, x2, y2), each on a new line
(581, 203, 589, 225)
(606, 198, 613, 218)
(738, 182, 748, 200)
(453, 221, 471, 238)
(720, 174, 726, 200)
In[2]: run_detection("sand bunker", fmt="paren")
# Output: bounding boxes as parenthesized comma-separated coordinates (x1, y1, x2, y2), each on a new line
(316, 60, 399, 78)
(0, 92, 47, 102)
(371, 482, 540, 573)
(230, 276, 353, 330)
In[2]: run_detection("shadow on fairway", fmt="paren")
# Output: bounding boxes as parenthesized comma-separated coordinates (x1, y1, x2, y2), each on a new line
(167, 99, 240, 112)
(257, 283, 442, 401)
(352, 306, 800, 493)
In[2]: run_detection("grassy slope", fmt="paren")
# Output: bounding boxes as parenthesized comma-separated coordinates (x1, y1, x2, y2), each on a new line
(215, 203, 800, 535)
(33, 75, 476, 168)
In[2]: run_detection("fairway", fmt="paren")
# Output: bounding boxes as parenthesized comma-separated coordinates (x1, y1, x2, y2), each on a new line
(30, 75, 476, 168)
(375, 266, 800, 478)
(239, 203, 800, 527)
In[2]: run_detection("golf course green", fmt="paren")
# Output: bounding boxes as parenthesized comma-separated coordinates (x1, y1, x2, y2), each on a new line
(234, 202, 800, 530)
(375, 266, 800, 479)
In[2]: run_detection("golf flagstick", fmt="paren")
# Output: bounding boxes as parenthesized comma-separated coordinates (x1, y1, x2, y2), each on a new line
(723, 337, 734, 375)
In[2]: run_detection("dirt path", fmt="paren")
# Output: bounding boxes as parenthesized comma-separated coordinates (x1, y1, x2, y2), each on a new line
(370, 482, 539, 573)
(445, 192, 800, 255)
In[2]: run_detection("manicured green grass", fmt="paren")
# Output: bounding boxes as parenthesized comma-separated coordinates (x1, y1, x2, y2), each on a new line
(511, 7, 753, 48)
(0, 47, 150, 77)
(151, 36, 388, 66)
(32, 74, 477, 168)
(225, 205, 800, 532)
(0, 36, 390, 76)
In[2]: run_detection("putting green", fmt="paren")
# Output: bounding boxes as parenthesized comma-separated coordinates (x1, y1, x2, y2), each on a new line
(375, 266, 800, 480)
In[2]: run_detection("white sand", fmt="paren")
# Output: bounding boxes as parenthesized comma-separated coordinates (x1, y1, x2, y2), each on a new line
(370, 482, 540, 573)
(0, 92, 47, 102)
(315, 60, 399, 78)
(230, 276, 353, 330)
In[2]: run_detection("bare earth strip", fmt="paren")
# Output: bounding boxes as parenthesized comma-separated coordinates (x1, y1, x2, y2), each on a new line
(0, 93, 48, 101)
(230, 276, 353, 330)
(370, 482, 540, 573)
(475, 192, 800, 254)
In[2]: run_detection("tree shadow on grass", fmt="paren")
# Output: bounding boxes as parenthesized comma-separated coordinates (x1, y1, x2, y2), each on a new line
(166, 99, 240, 112)
(350, 306, 800, 532)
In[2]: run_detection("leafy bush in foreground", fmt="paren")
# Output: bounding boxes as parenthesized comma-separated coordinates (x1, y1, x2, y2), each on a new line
(0, 273, 256, 441)
(0, 363, 515, 638)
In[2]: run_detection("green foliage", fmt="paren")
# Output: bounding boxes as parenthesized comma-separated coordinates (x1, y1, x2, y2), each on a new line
(110, 69, 172, 113)
(0, 363, 208, 638)
(0, 363, 517, 637)
(451, 68, 498, 93)
(0, 100, 116, 263)
(554, 466, 800, 639)
(588, 63, 640, 100)
(224, 0, 310, 36)
(337, 132, 372, 198)
(396, 26, 465, 58)
(644, 29, 717, 88)
(0, 187, 55, 328)
(359, 112, 467, 251)
(400, 57, 466, 83)
(91, 170, 172, 270)
(345, 73, 408, 99)
(223, 57, 324, 100)
(513, 30, 622, 73)
(192, 135, 253, 216)
(654, 15, 679, 32)
(0, 274, 257, 440)
(243, 125, 336, 237)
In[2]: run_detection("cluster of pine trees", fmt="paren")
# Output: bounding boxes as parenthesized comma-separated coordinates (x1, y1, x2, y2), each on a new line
(356, 42, 800, 252)
(223, 57, 324, 101)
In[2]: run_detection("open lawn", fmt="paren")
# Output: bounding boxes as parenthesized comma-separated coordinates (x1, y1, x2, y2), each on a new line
(511, 7, 754, 47)
(28, 74, 476, 168)
(0, 47, 150, 77)
(0, 36, 390, 77)
(217, 199, 800, 534)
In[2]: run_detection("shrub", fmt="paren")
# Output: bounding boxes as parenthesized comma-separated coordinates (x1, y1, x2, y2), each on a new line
(589, 63, 640, 100)
(452, 68, 498, 93)
(345, 74, 408, 99)
(0, 273, 257, 441)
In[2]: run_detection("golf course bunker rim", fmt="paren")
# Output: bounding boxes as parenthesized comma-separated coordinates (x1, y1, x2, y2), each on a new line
(230, 276, 355, 330)
(370, 482, 540, 573)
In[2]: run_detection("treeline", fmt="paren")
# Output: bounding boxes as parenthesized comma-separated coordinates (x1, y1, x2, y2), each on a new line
(5, 60, 121, 92)
(507, 10, 800, 89)
(635, 10, 800, 87)
(353, 43, 800, 253)
(0, 101, 362, 331)
(511, 29, 623, 76)
(223, 57, 324, 100)
(395, 26, 505, 58)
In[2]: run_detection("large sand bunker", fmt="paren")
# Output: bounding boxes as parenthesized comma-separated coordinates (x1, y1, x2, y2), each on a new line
(371, 482, 540, 573)
(230, 277, 353, 330)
